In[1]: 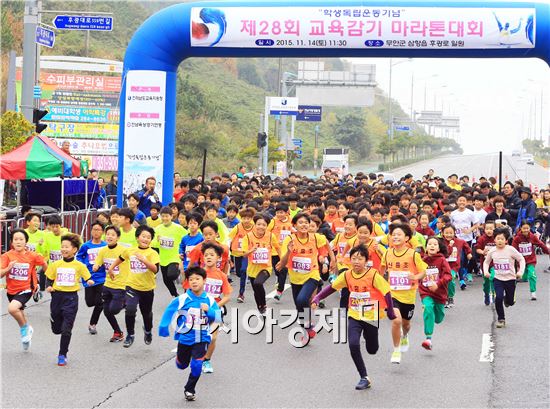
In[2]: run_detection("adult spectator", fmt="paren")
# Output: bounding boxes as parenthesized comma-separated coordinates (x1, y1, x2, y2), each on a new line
(105, 174, 118, 206)
(502, 181, 521, 219)
(61, 140, 71, 156)
(95, 177, 107, 209)
(485, 195, 515, 227)
(88, 169, 99, 180)
(516, 187, 537, 230)
(174, 172, 181, 186)
(137, 176, 161, 217)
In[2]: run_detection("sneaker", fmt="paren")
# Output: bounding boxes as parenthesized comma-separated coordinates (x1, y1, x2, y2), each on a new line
(144, 328, 152, 345)
(274, 291, 282, 301)
(496, 320, 506, 328)
(88, 325, 97, 335)
(484, 293, 490, 306)
(421, 339, 432, 350)
(57, 355, 67, 366)
(490, 293, 495, 304)
(259, 305, 267, 316)
(467, 274, 473, 283)
(184, 391, 196, 401)
(21, 325, 33, 350)
(444, 301, 450, 309)
(237, 294, 244, 303)
(531, 292, 537, 301)
(110, 332, 124, 342)
(448, 297, 455, 307)
(32, 291, 41, 302)
(460, 280, 467, 290)
(355, 377, 371, 390)
(123, 335, 135, 348)
(202, 360, 213, 374)
(400, 335, 409, 352)
(391, 350, 401, 364)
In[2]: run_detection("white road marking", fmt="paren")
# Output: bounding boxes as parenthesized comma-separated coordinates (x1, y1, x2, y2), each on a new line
(479, 333, 494, 362)
(266, 284, 291, 299)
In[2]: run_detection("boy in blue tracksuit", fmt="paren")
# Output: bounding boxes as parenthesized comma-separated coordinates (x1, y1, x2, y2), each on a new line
(76, 221, 107, 334)
(159, 266, 221, 401)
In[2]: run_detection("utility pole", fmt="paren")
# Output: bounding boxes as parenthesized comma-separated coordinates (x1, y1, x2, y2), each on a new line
(313, 125, 320, 177)
(21, 0, 39, 122)
(258, 113, 264, 173)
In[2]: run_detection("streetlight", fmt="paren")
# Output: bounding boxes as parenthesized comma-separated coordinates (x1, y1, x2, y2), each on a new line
(388, 58, 412, 142)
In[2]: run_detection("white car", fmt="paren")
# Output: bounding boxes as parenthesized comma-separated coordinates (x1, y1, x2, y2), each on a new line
(512, 150, 521, 157)
(522, 154, 535, 165)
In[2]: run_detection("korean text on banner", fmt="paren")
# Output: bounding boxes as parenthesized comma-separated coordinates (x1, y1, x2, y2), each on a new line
(122, 71, 166, 196)
(189, 7, 535, 50)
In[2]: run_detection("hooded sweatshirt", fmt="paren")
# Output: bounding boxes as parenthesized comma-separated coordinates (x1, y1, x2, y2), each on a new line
(419, 253, 452, 304)
(512, 231, 549, 265)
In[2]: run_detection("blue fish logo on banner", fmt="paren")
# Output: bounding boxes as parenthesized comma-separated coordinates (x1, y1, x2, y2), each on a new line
(192, 8, 227, 47)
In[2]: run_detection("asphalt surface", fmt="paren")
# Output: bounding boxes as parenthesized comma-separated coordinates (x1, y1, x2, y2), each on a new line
(388, 153, 549, 189)
(2, 257, 549, 408)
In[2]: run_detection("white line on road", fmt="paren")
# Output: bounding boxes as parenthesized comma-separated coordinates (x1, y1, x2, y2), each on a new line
(266, 284, 291, 299)
(479, 333, 494, 363)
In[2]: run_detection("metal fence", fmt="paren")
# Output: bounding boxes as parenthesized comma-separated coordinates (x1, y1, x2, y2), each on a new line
(1, 208, 99, 253)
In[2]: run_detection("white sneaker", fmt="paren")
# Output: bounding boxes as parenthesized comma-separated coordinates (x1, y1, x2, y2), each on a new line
(531, 292, 537, 301)
(391, 350, 401, 364)
(400, 335, 410, 352)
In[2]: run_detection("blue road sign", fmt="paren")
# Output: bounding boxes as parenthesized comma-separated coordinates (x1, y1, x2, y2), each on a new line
(395, 125, 411, 131)
(53, 15, 113, 31)
(295, 149, 303, 155)
(292, 138, 303, 146)
(296, 105, 322, 122)
(35, 26, 55, 48)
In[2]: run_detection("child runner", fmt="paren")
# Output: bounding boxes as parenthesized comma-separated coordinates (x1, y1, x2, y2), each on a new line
(183, 242, 232, 374)
(416, 212, 436, 242)
(483, 227, 525, 328)
(312, 244, 396, 390)
(153, 206, 188, 297)
(146, 203, 162, 228)
(45, 234, 94, 365)
(228, 208, 255, 303)
(189, 220, 231, 275)
(419, 237, 452, 350)
(179, 212, 204, 272)
(76, 221, 107, 334)
(268, 203, 293, 301)
(342, 218, 386, 272)
(331, 214, 358, 309)
(118, 208, 138, 248)
(94, 225, 128, 342)
(43, 215, 68, 265)
(1, 229, 47, 350)
(379, 223, 427, 364)
(475, 220, 497, 305)
(159, 266, 221, 401)
(512, 220, 549, 300)
(242, 213, 280, 314)
(24, 212, 48, 300)
(276, 213, 332, 342)
(441, 224, 473, 305)
(107, 225, 160, 347)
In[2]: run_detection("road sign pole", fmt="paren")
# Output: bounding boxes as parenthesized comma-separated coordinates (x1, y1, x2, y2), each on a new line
(22, 0, 38, 122)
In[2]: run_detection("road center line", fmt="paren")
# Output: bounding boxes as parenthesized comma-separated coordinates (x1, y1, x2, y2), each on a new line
(479, 333, 494, 363)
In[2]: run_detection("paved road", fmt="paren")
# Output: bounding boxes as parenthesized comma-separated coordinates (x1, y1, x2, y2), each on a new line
(2, 259, 549, 408)
(388, 153, 549, 188)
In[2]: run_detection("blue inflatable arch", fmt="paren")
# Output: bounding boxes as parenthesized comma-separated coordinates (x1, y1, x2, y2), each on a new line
(118, 0, 550, 204)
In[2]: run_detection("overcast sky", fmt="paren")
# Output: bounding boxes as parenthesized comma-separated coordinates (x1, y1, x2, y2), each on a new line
(343, 56, 549, 155)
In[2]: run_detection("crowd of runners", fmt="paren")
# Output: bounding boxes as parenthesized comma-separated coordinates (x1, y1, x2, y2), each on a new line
(2, 169, 550, 399)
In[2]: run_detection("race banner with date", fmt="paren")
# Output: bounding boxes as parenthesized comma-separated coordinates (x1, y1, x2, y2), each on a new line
(190, 6, 535, 49)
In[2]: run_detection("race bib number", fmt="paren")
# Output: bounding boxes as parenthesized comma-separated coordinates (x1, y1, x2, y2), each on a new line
(205, 277, 223, 298)
(103, 258, 120, 275)
(389, 271, 412, 290)
(119, 242, 132, 248)
(159, 236, 174, 249)
(349, 291, 373, 312)
(292, 256, 312, 274)
(56, 267, 76, 286)
(184, 307, 207, 330)
(279, 230, 291, 242)
(50, 250, 62, 262)
(185, 245, 196, 259)
(422, 268, 439, 287)
(129, 255, 147, 274)
(9, 263, 30, 281)
(338, 242, 347, 255)
(26, 243, 37, 252)
(447, 247, 458, 262)
(87, 248, 100, 263)
(252, 248, 269, 264)
(518, 243, 532, 256)
(456, 224, 469, 235)
(335, 226, 345, 233)
(493, 258, 511, 275)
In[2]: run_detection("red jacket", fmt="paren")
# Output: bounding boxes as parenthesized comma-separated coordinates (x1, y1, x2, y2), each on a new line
(442, 237, 471, 271)
(475, 234, 496, 271)
(416, 226, 435, 239)
(419, 253, 452, 303)
(512, 232, 549, 265)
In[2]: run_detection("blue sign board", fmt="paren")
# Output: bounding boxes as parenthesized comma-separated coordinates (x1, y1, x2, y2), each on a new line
(395, 125, 411, 131)
(53, 15, 113, 31)
(296, 105, 322, 122)
(295, 149, 303, 155)
(35, 26, 55, 48)
(292, 138, 303, 146)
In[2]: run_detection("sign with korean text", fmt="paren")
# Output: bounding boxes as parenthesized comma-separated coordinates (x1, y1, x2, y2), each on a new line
(16, 71, 122, 93)
(296, 105, 322, 121)
(123, 70, 167, 196)
(53, 15, 113, 31)
(43, 106, 119, 123)
(56, 138, 118, 156)
(268, 97, 299, 115)
(190, 7, 535, 50)
(43, 122, 119, 140)
(35, 26, 55, 48)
